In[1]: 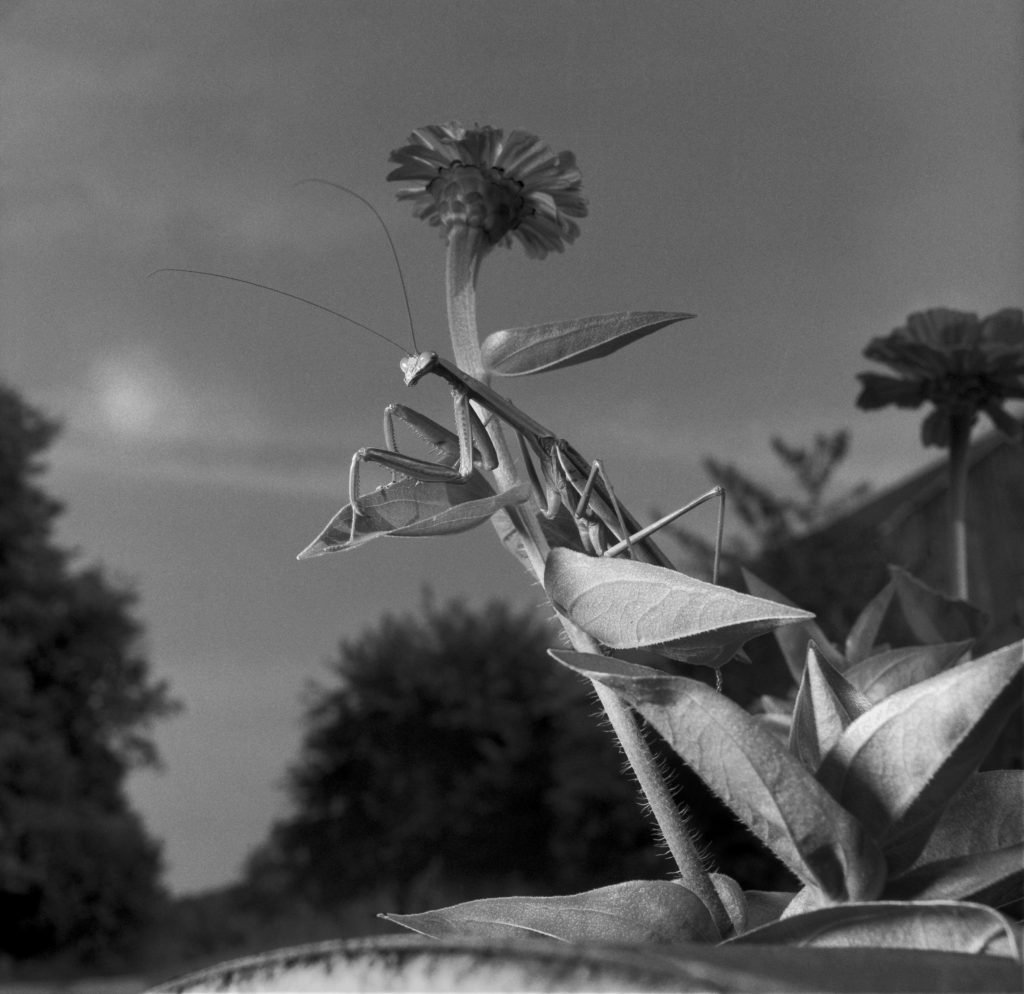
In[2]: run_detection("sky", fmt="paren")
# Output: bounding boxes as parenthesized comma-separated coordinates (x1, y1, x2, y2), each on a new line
(2, 1, 1021, 894)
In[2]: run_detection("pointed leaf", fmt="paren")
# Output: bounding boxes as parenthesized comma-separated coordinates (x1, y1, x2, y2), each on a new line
(816, 641, 1024, 872)
(845, 580, 895, 664)
(889, 566, 989, 644)
(741, 568, 843, 679)
(389, 484, 531, 536)
(844, 640, 973, 703)
(382, 880, 719, 945)
(297, 480, 529, 558)
(728, 901, 1020, 960)
(789, 645, 872, 770)
(812, 646, 873, 720)
(481, 311, 694, 377)
(913, 771, 1024, 865)
(147, 934, 1024, 994)
(885, 843, 1024, 908)
(546, 550, 813, 669)
(550, 650, 886, 901)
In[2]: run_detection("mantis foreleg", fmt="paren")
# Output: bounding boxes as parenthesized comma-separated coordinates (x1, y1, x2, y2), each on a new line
(348, 391, 496, 540)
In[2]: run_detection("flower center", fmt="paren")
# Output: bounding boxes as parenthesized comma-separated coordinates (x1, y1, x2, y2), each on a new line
(926, 372, 1000, 413)
(427, 163, 530, 244)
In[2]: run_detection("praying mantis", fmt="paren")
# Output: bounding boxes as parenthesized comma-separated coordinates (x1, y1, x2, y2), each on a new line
(354, 347, 724, 572)
(155, 186, 725, 576)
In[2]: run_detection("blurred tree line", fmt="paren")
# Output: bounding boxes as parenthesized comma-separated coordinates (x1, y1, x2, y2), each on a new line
(0, 382, 178, 971)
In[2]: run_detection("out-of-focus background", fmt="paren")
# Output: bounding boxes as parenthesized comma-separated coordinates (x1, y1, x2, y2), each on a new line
(1, 1, 1021, 986)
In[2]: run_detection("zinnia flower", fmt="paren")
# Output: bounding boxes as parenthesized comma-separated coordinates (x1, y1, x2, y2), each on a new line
(387, 122, 587, 259)
(856, 308, 1024, 447)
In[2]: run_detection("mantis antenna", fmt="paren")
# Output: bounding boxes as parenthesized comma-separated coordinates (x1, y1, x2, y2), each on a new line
(294, 179, 419, 355)
(151, 181, 424, 357)
(148, 268, 411, 356)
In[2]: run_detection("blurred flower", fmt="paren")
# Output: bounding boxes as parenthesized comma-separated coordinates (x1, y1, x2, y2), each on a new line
(856, 308, 1024, 447)
(387, 122, 587, 259)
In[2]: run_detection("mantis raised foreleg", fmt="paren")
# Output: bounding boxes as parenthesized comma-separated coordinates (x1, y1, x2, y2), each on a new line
(350, 350, 725, 576)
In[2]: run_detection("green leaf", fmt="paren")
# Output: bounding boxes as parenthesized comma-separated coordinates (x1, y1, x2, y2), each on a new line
(546, 550, 813, 669)
(845, 580, 895, 664)
(389, 484, 531, 536)
(789, 645, 871, 770)
(146, 934, 1024, 994)
(481, 311, 694, 377)
(549, 651, 886, 901)
(741, 568, 843, 679)
(843, 641, 973, 703)
(296, 480, 529, 558)
(382, 880, 720, 945)
(816, 641, 1024, 872)
(913, 771, 1024, 864)
(889, 566, 989, 644)
(885, 843, 1024, 908)
(729, 901, 1021, 960)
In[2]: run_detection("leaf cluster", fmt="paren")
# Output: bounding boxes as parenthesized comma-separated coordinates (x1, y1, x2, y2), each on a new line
(384, 567, 1022, 976)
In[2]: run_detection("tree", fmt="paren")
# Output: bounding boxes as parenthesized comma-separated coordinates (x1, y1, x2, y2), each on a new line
(0, 381, 179, 966)
(251, 592, 792, 921)
(252, 594, 669, 912)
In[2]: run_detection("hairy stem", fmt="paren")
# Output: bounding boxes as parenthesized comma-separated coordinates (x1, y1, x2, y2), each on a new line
(586, 653, 728, 930)
(947, 410, 972, 601)
(443, 228, 719, 916)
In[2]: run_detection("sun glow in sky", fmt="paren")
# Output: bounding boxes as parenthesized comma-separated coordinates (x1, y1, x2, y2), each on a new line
(3, 1, 1021, 893)
(93, 354, 168, 436)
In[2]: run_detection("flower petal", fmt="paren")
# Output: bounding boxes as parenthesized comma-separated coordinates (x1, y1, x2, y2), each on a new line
(389, 122, 587, 259)
(983, 401, 1024, 442)
(855, 373, 927, 410)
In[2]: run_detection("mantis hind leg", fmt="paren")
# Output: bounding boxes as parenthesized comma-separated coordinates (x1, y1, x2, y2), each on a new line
(572, 458, 634, 560)
(585, 478, 729, 691)
(602, 486, 727, 582)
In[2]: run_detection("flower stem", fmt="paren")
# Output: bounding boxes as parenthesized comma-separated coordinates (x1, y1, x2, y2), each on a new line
(443, 228, 719, 917)
(445, 229, 549, 576)
(444, 228, 487, 380)
(589, 669, 728, 930)
(947, 410, 972, 601)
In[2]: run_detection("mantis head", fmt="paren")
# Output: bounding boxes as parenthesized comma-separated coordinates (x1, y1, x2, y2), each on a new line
(400, 351, 441, 387)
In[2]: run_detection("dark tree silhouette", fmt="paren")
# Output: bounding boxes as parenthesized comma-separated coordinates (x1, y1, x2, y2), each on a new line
(0, 381, 179, 966)
(252, 594, 670, 912)
(248, 592, 793, 923)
